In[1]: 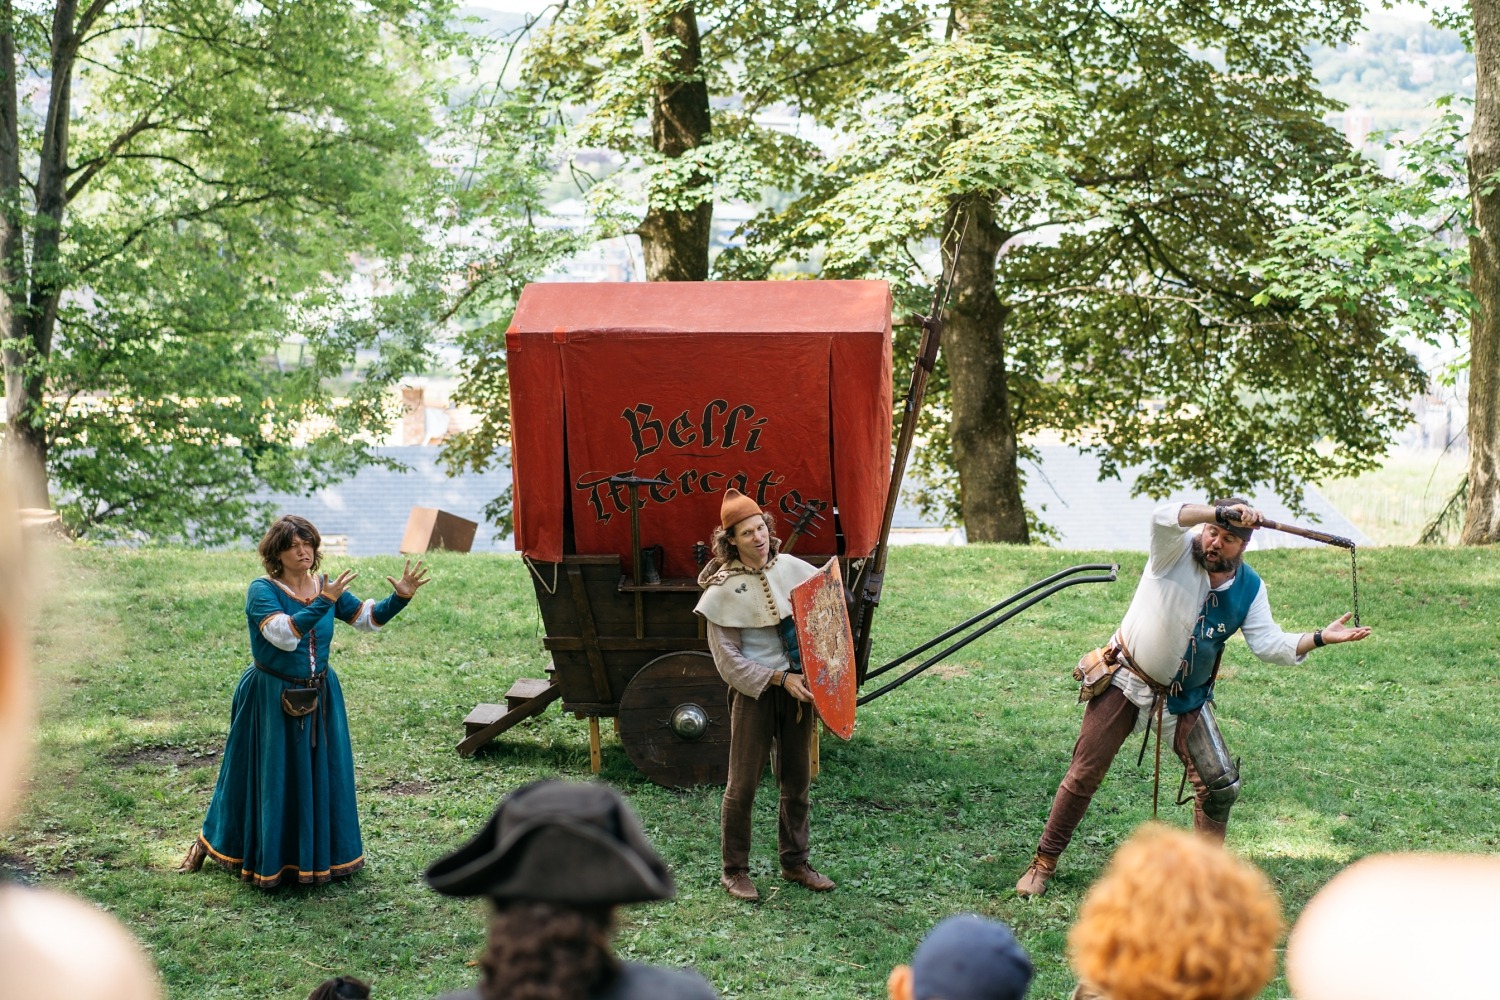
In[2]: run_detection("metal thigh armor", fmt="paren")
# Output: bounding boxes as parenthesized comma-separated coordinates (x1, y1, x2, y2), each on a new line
(1184, 702, 1240, 822)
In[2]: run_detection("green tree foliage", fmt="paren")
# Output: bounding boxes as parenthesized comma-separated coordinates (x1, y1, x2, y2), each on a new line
(1253, 4, 1500, 547)
(1309, 9, 1474, 131)
(515, 0, 919, 277)
(438, 81, 584, 532)
(442, 0, 922, 527)
(0, 0, 464, 542)
(730, 0, 1428, 540)
(1250, 106, 1475, 537)
(1252, 106, 1472, 359)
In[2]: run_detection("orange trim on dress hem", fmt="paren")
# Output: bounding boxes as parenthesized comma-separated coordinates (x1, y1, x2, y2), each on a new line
(200, 833, 242, 866)
(198, 834, 364, 888)
(246, 855, 365, 888)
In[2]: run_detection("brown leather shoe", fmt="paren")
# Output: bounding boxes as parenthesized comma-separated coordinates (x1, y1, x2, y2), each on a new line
(1016, 852, 1058, 898)
(721, 871, 759, 902)
(177, 837, 207, 874)
(781, 863, 835, 892)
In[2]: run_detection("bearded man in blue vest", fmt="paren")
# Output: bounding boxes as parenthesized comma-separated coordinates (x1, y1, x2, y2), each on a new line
(1016, 499, 1371, 898)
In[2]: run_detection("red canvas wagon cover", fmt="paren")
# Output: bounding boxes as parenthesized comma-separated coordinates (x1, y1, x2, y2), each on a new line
(507, 280, 893, 579)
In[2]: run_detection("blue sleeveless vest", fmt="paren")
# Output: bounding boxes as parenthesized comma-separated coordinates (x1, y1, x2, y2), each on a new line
(1166, 561, 1261, 715)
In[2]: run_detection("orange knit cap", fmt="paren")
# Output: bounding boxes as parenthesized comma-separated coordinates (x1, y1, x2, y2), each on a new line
(719, 489, 763, 530)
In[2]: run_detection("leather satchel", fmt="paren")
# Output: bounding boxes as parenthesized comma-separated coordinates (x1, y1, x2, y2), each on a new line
(1073, 644, 1121, 703)
(281, 686, 319, 717)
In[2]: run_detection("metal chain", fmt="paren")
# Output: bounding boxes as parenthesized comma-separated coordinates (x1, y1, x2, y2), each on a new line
(1349, 546, 1360, 627)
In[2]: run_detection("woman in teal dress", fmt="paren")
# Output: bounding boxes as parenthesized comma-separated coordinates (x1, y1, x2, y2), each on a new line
(178, 514, 429, 888)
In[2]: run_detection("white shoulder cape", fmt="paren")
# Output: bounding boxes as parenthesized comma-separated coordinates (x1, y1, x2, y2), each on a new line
(694, 552, 820, 628)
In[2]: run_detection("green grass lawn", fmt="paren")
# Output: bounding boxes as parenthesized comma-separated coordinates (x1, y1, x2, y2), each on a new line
(4, 542, 1497, 999)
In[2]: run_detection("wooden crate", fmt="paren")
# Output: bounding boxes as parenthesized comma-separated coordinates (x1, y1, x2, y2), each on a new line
(400, 507, 477, 554)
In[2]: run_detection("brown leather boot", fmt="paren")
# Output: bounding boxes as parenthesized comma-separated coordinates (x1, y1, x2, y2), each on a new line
(781, 863, 835, 892)
(1016, 852, 1058, 897)
(721, 871, 759, 902)
(177, 837, 207, 874)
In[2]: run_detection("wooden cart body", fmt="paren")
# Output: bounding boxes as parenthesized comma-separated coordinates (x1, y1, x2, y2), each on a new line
(460, 280, 894, 785)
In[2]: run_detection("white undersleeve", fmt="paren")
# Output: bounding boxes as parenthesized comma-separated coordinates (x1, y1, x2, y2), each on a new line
(350, 599, 381, 632)
(260, 614, 300, 652)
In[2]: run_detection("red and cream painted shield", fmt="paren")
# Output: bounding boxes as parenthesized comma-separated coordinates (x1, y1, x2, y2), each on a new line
(791, 559, 857, 740)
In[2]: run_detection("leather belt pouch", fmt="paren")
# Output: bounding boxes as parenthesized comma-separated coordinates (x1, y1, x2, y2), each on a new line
(1073, 645, 1120, 703)
(281, 686, 319, 717)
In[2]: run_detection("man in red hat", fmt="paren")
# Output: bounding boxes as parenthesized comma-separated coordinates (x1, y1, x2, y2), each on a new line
(695, 488, 835, 901)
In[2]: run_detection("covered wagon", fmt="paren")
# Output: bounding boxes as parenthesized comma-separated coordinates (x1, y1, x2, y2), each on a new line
(460, 279, 1115, 786)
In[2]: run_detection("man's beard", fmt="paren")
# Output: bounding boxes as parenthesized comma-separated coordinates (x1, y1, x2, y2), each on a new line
(1191, 534, 1243, 574)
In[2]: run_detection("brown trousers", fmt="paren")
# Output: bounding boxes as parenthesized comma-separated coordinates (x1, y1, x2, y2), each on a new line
(1036, 685, 1229, 859)
(721, 685, 815, 875)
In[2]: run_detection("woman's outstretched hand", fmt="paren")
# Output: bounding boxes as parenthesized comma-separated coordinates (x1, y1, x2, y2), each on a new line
(321, 569, 359, 600)
(388, 560, 430, 599)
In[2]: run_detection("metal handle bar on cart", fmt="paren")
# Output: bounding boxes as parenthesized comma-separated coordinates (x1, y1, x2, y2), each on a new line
(856, 562, 1119, 706)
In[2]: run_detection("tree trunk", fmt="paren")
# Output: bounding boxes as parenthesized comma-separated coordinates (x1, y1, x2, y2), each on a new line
(0, 0, 45, 507)
(636, 3, 711, 282)
(944, 195, 1029, 542)
(1464, 0, 1500, 543)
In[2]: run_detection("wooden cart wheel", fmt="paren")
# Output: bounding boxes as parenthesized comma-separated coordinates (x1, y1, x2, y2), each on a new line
(617, 651, 730, 788)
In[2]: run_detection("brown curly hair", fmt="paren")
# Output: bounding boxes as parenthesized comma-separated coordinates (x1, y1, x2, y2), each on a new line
(1068, 824, 1283, 1000)
(258, 514, 322, 578)
(475, 900, 620, 1000)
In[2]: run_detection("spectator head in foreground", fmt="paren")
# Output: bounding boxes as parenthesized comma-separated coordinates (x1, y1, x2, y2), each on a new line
(1068, 824, 1283, 1000)
(425, 779, 718, 1000)
(307, 976, 371, 1000)
(0, 465, 163, 1000)
(1287, 853, 1500, 1000)
(888, 914, 1034, 1000)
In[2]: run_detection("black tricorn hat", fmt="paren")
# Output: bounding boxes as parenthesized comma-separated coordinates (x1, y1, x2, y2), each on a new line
(424, 780, 674, 905)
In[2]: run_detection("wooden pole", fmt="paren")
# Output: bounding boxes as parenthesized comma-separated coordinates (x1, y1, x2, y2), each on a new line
(1246, 517, 1355, 549)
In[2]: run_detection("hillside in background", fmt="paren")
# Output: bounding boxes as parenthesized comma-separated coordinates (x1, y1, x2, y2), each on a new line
(1312, 7, 1474, 137)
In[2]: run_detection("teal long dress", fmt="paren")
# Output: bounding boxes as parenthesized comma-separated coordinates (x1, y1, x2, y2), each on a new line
(195, 575, 410, 888)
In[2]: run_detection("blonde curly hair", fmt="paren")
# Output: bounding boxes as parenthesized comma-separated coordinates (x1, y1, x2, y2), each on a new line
(1067, 824, 1283, 1000)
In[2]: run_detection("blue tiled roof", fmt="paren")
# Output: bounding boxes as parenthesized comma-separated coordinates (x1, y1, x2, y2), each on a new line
(247, 447, 512, 556)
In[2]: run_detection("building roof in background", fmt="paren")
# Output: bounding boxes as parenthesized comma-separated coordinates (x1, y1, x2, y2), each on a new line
(250, 447, 512, 557)
(892, 445, 1368, 550)
(1018, 445, 1368, 551)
